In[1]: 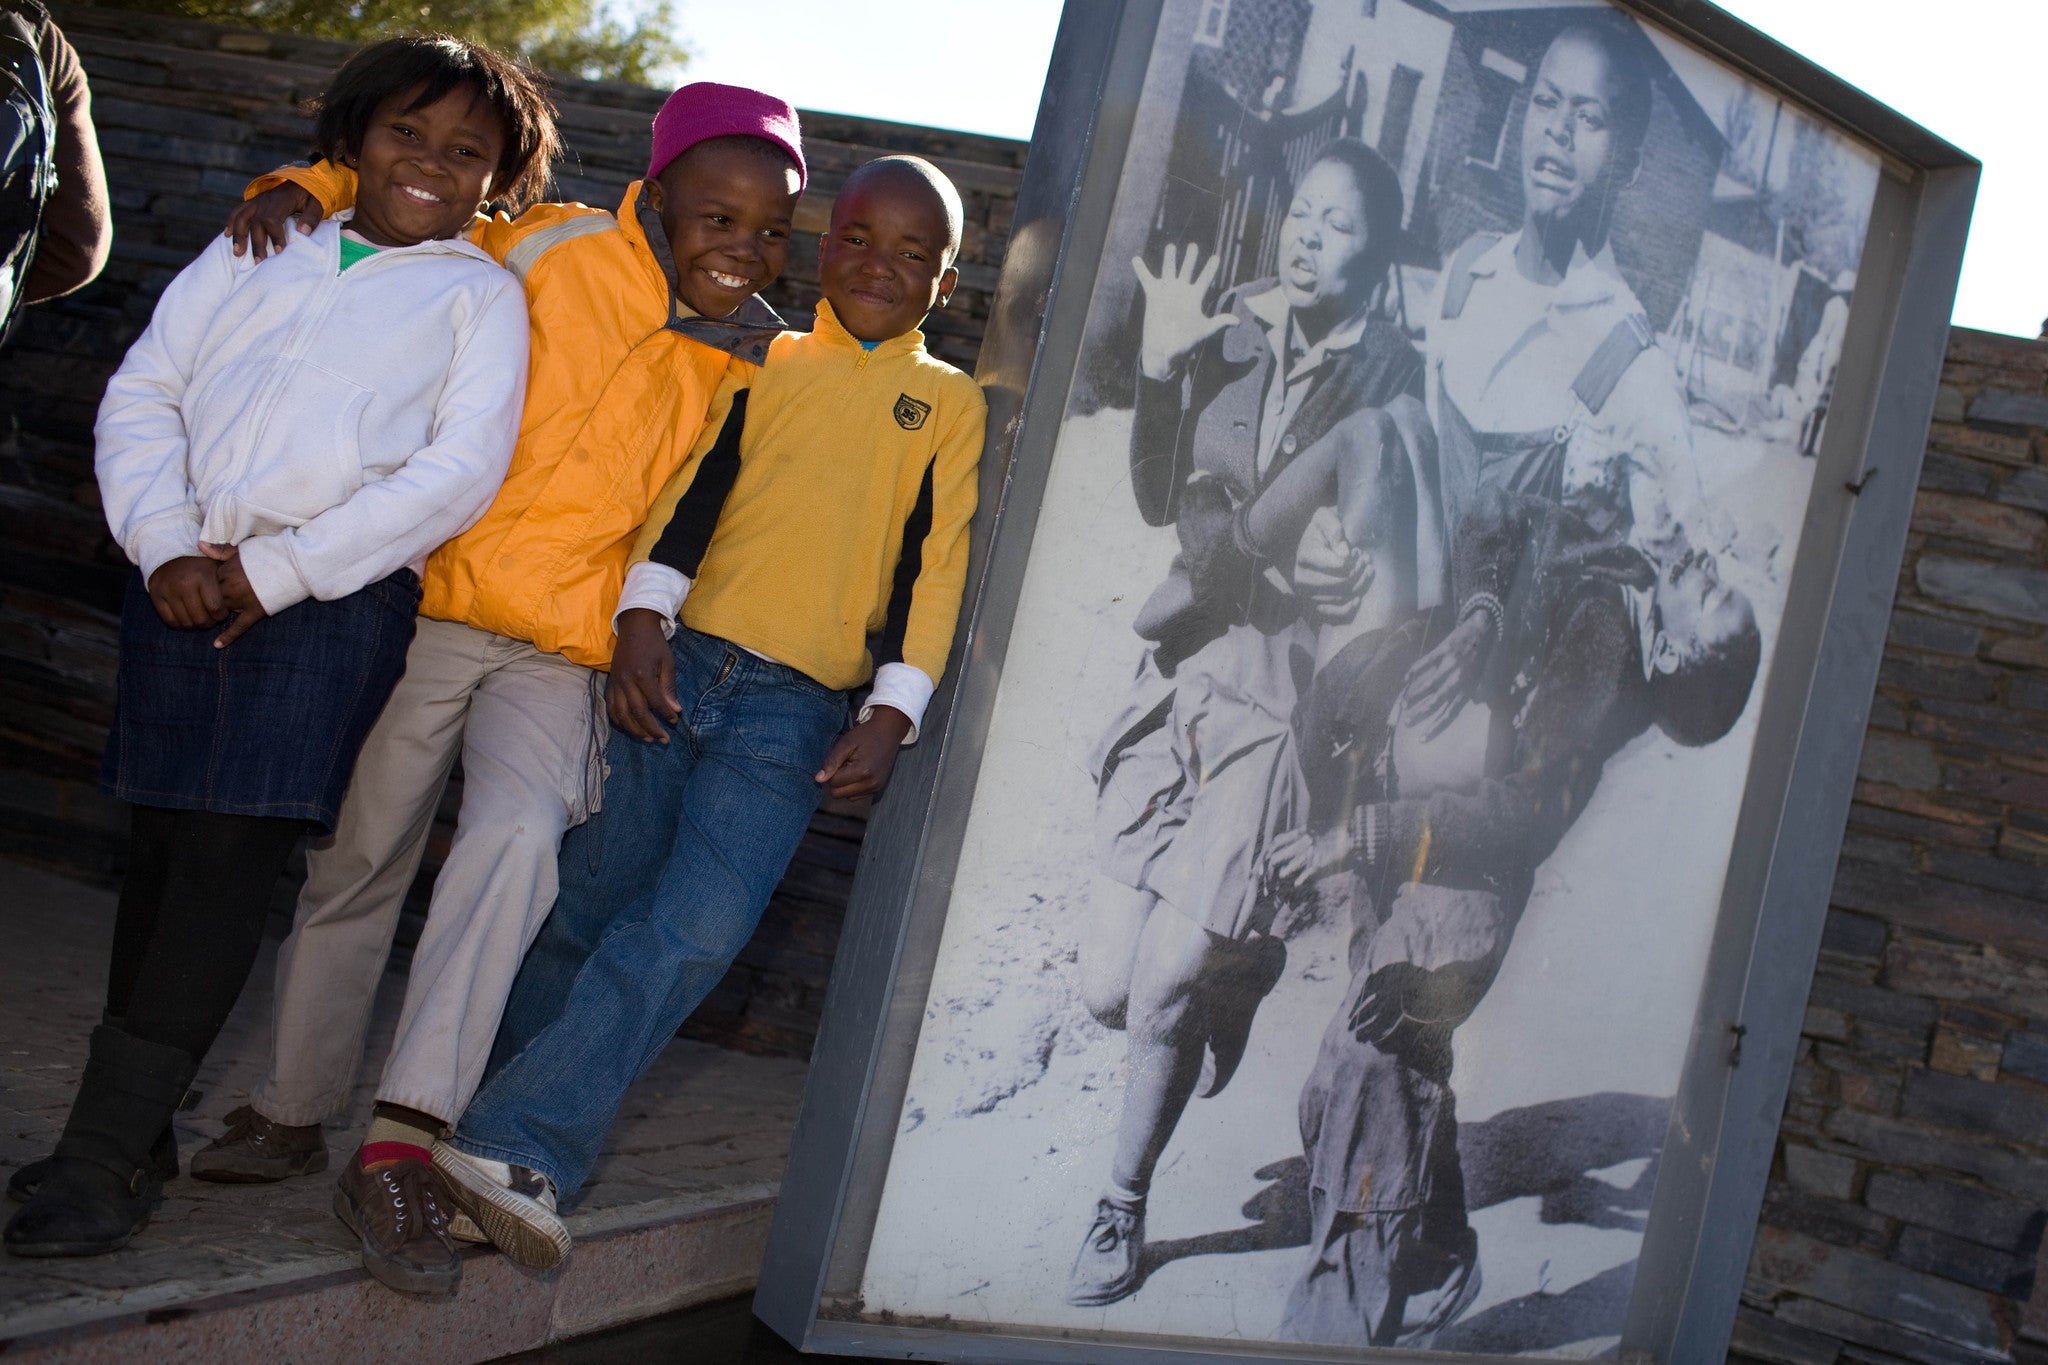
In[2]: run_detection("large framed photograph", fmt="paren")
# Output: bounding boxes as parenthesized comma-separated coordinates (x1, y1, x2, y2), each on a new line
(758, 2, 1977, 1361)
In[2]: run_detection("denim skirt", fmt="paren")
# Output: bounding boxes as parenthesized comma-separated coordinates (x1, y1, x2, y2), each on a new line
(101, 569, 421, 830)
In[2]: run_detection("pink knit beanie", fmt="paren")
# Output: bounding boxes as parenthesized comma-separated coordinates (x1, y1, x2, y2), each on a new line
(646, 82, 806, 189)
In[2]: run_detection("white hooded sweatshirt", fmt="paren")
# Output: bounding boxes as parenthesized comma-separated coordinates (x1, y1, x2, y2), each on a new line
(94, 211, 528, 615)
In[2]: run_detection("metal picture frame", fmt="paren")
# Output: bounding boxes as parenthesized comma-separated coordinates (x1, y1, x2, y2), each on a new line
(756, 2, 1977, 1359)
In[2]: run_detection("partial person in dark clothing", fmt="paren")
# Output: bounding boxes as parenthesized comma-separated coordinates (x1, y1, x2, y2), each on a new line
(1262, 484, 1761, 1347)
(3, 3, 110, 334)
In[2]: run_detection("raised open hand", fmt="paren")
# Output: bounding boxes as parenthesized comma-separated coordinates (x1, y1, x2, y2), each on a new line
(1132, 243, 1234, 382)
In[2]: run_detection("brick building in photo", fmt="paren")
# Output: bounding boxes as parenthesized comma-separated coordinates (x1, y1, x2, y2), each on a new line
(0, 8, 2046, 1364)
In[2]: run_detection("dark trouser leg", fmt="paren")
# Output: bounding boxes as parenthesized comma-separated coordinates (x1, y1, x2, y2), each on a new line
(119, 810, 306, 1060)
(104, 805, 177, 1020)
(8, 808, 199, 1207)
(1286, 992, 1474, 1347)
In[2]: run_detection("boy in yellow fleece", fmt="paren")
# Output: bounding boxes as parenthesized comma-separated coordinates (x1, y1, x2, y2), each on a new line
(183, 84, 805, 1297)
(425, 157, 984, 1271)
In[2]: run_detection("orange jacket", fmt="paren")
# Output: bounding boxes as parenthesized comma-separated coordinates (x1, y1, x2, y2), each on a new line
(247, 165, 780, 668)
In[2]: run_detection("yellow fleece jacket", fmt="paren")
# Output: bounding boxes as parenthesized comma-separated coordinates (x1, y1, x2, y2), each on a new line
(246, 163, 778, 669)
(630, 300, 985, 690)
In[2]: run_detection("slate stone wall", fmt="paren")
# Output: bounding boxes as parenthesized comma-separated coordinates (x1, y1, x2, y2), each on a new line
(1732, 329, 2048, 1365)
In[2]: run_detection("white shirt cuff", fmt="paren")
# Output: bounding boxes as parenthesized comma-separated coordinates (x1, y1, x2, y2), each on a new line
(232, 532, 311, 615)
(860, 662, 936, 744)
(615, 560, 691, 639)
(131, 511, 204, 587)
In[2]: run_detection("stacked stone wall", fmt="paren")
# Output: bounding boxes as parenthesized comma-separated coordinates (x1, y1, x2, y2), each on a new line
(1733, 329, 2048, 1365)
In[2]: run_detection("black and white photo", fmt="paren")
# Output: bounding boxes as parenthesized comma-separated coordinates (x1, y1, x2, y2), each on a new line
(849, 0, 1882, 1354)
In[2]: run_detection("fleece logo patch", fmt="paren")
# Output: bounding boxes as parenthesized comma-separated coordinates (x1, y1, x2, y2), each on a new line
(893, 393, 932, 431)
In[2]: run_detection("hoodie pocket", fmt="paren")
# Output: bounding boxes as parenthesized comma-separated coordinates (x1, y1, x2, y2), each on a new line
(237, 362, 374, 528)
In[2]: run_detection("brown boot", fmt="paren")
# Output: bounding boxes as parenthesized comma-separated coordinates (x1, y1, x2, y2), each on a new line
(189, 1106, 328, 1184)
(333, 1148, 461, 1298)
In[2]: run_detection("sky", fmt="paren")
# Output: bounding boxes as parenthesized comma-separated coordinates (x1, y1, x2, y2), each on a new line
(676, 0, 2039, 338)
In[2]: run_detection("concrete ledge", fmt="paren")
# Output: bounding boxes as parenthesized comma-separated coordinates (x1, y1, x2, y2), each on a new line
(2, 1189, 778, 1363)
(1, 862, 808, 1361)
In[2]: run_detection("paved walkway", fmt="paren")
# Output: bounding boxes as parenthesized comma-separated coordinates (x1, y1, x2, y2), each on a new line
(0, 860, 809, 1360)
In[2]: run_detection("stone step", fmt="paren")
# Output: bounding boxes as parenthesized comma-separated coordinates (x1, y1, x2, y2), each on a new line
(2, 1186, 778, 1363)
(0, 860, 808, 1362)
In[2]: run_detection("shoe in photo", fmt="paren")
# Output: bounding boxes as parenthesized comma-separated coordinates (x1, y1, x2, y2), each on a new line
(1066, 1196, 1145, 1307)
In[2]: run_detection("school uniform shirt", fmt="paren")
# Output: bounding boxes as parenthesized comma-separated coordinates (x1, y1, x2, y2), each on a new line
(614, 299, 985, 740)
(95, 211, 528, 615)
(1427, 230, 1707, 564)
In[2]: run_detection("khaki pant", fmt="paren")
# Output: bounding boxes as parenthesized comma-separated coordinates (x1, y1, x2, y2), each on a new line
(251, 616, 600, 1127)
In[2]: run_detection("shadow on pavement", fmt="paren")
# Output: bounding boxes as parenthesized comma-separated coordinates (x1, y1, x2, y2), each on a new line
(492, 1294, 867, 1364)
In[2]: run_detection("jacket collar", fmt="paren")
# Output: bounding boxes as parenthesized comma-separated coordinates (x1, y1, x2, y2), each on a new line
(1467, 230, 1639, 317)
(811, 297, 925, 359)
(1236, 279, 1377, 378)
(623, 181, 785, 365)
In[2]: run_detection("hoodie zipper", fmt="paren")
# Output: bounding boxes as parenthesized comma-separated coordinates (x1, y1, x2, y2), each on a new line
(218, 247, 350, 509)
(221, 233, 474, 516)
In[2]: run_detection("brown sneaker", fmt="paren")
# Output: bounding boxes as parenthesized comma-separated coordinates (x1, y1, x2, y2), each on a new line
(333, 1150, 461, 1298)
(188, 1106, 328, 1184)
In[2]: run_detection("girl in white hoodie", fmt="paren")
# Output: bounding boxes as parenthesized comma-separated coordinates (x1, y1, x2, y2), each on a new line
(5, 37, 557, 1265)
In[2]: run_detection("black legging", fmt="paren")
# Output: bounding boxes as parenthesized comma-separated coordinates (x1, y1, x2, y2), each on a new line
(104, 805, 306, 1061)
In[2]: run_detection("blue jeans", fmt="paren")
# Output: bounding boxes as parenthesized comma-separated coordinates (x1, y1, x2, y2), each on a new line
(452, 626, 846, 1195)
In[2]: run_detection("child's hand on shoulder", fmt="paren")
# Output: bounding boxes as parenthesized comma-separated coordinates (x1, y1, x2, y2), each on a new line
(202, 542, 267, 647)
(608, 609, 680, 743)
(224, 184, 323, 261)
(146, 555, 225, 630)
(815, 706, 914, 801)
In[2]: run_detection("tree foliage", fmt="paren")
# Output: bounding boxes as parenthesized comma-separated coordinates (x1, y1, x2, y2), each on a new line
(107, 0, 687, 85)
